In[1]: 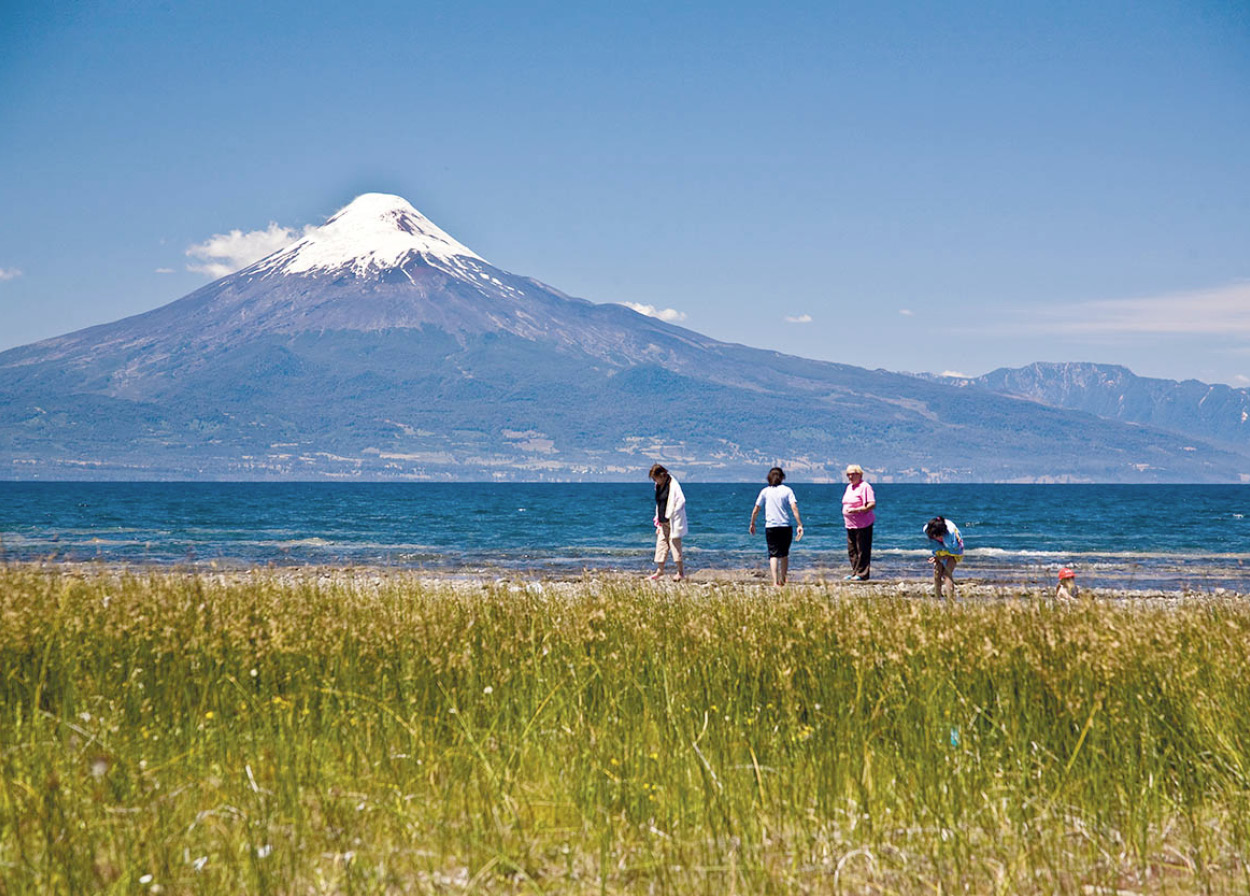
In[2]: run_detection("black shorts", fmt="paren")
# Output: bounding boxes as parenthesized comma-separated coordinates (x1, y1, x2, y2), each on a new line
(765, 526, 793, 558)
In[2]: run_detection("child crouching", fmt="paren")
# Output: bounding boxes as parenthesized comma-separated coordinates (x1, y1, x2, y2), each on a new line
(924, 516, 964, 599)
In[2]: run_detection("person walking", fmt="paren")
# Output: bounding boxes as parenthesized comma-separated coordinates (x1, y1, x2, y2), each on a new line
(749, 466, 804, 586)
(649, 464, 687, 581)
(841, 464, 875, 581)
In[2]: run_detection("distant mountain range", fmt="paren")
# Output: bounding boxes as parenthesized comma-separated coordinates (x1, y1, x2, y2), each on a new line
(1, 193, 1247, 482)
(919, 363, 1250, 451)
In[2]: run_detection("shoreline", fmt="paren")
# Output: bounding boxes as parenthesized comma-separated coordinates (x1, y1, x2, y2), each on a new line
(6, 559, 1246, 601)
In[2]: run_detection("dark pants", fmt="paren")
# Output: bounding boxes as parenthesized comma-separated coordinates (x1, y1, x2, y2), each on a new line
(846, 525, 873, 578)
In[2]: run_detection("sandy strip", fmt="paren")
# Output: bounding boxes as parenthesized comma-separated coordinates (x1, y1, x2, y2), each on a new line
(5, 560, 1245, 603)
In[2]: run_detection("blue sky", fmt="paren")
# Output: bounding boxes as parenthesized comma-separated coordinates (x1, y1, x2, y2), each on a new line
(2, 0, 1248, 384)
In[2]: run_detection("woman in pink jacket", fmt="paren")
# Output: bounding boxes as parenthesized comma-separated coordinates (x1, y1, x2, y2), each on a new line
(841, 464, 876, 581)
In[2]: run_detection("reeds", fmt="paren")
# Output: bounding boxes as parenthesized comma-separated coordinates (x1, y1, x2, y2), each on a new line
(2, 568, 1248, 893)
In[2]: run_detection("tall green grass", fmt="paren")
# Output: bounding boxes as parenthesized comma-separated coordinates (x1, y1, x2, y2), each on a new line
(2, 569, 1249, 893)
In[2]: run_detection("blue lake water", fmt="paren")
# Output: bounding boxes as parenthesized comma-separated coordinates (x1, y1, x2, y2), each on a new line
(1, 482, 1247, 591)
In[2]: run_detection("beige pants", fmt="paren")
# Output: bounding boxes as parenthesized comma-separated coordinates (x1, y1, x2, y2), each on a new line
(654, 522, 683, 564)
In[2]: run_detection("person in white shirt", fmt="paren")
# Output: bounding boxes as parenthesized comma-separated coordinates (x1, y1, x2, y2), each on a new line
(649, 464, 687, 581)
(749, 467, 804, 586)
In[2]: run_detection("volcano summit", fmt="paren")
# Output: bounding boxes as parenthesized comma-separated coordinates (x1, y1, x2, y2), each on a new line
(0, 193, 1245, 481)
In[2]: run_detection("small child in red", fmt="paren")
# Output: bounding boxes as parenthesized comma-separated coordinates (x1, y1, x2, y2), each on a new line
(1056, 567, 1079, 601)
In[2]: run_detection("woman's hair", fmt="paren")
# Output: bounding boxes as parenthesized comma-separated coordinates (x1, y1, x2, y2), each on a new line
(649, 463, 670, 484)
(767, 466, 785, 486)
(925, 517, 948, 540)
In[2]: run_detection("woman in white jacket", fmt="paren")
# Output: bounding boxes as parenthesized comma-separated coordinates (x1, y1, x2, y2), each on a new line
(649, 463, 687, 581)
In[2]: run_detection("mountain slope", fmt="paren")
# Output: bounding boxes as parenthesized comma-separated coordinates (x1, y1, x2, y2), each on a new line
(930, 362, 1250, 451)
(2, 194, 1247, 482)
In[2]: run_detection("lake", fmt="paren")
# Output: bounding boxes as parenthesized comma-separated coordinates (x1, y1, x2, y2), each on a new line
(1, 482, 1247, 590)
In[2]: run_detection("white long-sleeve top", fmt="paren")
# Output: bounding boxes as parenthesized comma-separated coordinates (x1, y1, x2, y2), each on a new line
(654, 477, 688, 538)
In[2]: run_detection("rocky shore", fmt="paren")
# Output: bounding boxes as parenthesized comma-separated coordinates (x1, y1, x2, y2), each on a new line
(9, 559, 1245, 603)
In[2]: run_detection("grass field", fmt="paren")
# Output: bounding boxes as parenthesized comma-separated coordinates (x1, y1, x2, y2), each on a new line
(2, 568, 1249, 893)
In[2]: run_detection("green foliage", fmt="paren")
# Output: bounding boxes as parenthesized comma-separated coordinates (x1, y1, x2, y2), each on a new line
(2, 569, 1249, 892)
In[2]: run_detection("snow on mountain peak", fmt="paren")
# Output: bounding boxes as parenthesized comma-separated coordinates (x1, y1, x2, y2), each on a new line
(256, 193, 484, 278)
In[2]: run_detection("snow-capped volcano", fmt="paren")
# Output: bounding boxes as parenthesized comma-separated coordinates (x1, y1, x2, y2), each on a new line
(254, 192, 485, 279)
(2, 191, 1246, 483)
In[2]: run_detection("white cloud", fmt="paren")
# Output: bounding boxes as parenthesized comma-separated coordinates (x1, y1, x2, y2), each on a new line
(940, 370, 970, 378)
(186, 222, 312, 279)
(899, 308, 914, 317)
(1035, 282, 1250, 336)
(0, 267, 22, 281)
(620, 302, 687, 323)
(1234, 374, 1250, 386)
(784, 313, 812, 324)
(155, 267, 175, 274)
